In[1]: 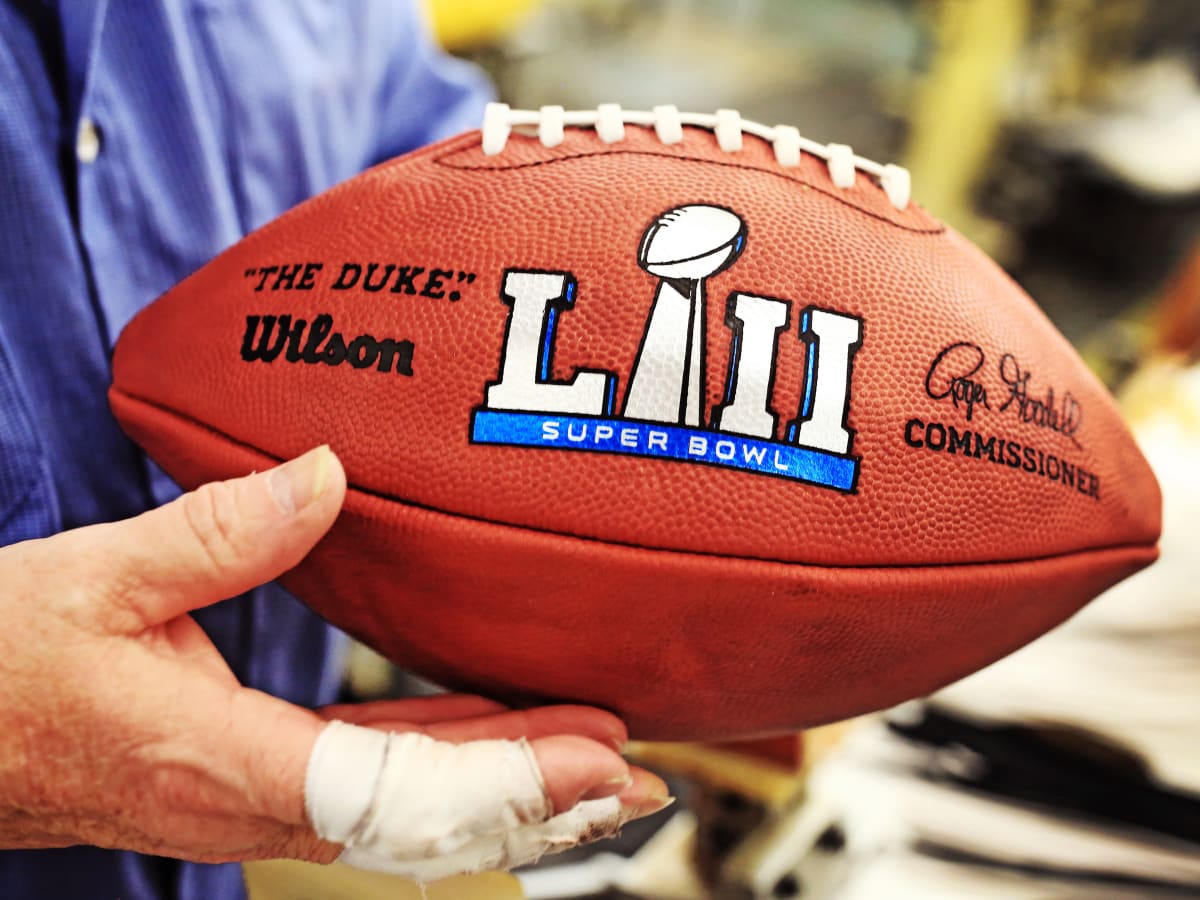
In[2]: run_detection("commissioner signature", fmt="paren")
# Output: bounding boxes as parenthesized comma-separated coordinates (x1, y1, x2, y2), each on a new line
(924, 342, 990, 421)
(925, 342, 1083, 447)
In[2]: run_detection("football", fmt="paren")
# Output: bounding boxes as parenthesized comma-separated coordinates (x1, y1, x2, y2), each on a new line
(109, 104, 1161, 740)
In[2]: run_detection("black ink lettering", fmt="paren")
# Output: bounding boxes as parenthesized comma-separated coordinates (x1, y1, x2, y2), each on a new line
(285, 318, 309, 362)
(302, 315, 334, 362)
(421, 268, 452, 299)
(925, 342, 990, 421)
(974, 434, 996, 462)
(902, 417, 1100, 501)
(272, 263, 302, 291)
(298, 262, 323, 290)
(390, 266, 425, 294)
(997, 353, 1083, 448)
(948, 426, 972, 455)
(376, 338, 413, 374)
(242, 314, 413, 378)
(362, 263, 395, 292)
(348, 336, 378, 369)
(332, 263, 362, 290)
(253, 266, 278, 292)
(240, 315, 287, 362)
(904, 418, 924, 448)
(322, 332, 347, 365)
(449, 270, 476, 300)
(926, 422, 946, 450)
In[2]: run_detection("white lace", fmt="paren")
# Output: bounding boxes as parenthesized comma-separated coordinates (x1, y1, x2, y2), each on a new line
(480, 102, 911, 210)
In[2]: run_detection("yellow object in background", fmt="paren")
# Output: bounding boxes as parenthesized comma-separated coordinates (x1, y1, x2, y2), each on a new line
(904, 0, 1030, 245)
(243, 859, 525, 900)
(425, 0, 546, 49)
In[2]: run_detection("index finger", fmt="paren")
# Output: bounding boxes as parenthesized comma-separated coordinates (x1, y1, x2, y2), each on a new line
(341, 704, 628, 751)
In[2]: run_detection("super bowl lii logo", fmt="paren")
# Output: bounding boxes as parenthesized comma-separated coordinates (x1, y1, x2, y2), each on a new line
(470, 205, 863, 491)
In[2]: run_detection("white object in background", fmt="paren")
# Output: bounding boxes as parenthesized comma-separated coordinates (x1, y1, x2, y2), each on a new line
(932, 360, 1200, 791)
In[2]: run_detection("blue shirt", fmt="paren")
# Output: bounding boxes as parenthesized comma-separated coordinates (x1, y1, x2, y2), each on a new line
(0, 2, 490, 897)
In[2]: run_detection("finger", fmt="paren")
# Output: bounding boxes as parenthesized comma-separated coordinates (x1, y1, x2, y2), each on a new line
(80, 445, 346, 629)
(423, 706, 627, 751)
(318, 694, 509, 725)
(304, 724, 554, 861)
(529, 741, 670, 819)
(337, 797, 627, 881)
(615, 766, 673, 820)
(208, 687, 330, 829)
(300, 723, 672, 878)
(330, 704, 628, 751)
(339, 784, 673, 882)
(529, 735, 630, 814)
(287, 760, 662, 866)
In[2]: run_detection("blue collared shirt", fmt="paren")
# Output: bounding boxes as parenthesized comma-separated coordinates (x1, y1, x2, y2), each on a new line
(0, 2, 490, 897)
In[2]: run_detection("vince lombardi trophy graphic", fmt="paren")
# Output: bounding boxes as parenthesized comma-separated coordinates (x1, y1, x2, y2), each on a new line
(624, 205, 748, 426)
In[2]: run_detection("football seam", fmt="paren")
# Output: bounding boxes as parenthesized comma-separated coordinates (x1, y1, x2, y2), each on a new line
(112, 387, 1156, 572)
(431, 142, 945, 236)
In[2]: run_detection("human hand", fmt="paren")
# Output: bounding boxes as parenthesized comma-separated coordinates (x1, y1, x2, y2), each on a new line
(0, 446, 668, 872)
(306, 695, 671, 880)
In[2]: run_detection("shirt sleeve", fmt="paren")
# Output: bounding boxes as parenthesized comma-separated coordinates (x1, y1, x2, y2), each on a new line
(367, 1, 495, 165)
(0, 326, 60, 546)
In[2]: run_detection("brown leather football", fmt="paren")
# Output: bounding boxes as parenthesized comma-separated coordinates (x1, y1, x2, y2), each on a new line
(110, 104, 1161, 739)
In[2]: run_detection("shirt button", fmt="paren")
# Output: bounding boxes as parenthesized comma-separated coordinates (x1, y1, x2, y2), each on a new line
(76, 117, 102, 164)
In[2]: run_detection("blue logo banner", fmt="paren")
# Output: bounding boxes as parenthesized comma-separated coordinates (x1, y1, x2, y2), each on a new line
(471, 410, 859, 491)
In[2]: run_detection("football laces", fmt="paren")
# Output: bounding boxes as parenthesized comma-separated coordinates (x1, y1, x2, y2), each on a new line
(480, 102, 912, 210)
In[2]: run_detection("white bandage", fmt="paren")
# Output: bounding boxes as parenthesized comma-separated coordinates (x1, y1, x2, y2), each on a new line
(304, 720, 625, 881)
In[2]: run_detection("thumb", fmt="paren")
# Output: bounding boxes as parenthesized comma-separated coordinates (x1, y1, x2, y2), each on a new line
(86, 445, 346, 629)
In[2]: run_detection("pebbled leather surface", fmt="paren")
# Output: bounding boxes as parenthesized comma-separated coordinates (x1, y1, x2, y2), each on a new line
(110, 123, 1162, 737)
(107, 391, 1155, 739)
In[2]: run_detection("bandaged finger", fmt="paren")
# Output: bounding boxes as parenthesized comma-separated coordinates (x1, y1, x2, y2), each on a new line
(305, 720, 550, 864)
(341, 795, 625, 880)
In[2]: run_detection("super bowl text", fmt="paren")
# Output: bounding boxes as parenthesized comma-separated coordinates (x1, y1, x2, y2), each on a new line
(470, 205, 862, 491)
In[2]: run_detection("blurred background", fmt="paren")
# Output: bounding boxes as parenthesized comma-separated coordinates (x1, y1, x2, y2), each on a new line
(247, 1, 1200, 897)
(444, 0, 1200, 367)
